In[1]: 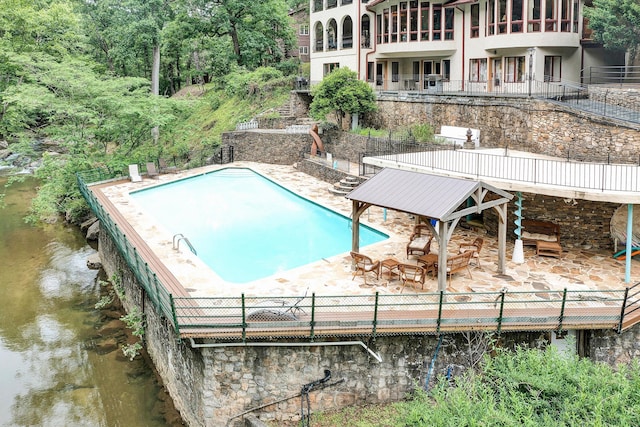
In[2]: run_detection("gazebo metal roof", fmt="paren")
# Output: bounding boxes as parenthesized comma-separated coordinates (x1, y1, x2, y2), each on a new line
(346, 168, 514, 291)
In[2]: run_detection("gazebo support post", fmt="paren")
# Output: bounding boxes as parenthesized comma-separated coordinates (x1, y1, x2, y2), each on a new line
(437, 220, 449, 292)
(496, 204, 508, 274)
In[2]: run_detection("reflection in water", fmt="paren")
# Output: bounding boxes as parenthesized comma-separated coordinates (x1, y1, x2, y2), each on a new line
(0, 177, 178, 427)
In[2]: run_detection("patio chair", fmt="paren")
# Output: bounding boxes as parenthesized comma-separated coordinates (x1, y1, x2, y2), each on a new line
(445, 250, 474, 286)
(128, 164, 142, 182)
(458, 237, 484, 267)
(146, 162, 159, 179)
(398, 263, 427, 292)
(159, 158, 179, 174)
(406, 231, 433, 258)
(350, 251, 381, 285)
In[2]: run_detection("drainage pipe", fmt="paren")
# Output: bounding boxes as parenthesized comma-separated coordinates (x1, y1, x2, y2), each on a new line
(188, 338, 383, 362)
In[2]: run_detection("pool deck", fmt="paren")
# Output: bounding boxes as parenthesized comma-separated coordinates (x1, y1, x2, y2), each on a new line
(94, 162, 639, 301)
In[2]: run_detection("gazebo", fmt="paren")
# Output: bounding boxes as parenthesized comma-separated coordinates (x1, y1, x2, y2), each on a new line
(346, 168, 514, 291)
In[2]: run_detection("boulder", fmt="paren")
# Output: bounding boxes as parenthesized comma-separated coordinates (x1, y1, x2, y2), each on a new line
(86, 220, 100, 241)
(87, 253, 102, 270)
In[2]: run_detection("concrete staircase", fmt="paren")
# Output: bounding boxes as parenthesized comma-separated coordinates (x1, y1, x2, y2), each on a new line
(328, 175, 361, 196)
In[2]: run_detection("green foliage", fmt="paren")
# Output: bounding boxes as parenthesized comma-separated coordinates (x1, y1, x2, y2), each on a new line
(411, 124, 435, 143)
(121, 306, 145, 339)
(311, 345, 640, 427)
(584, 0, 640, 63)
(310, 68, 377, 127)
(122, 342, 143, 361)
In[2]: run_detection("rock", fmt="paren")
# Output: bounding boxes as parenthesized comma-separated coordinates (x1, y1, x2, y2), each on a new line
(86, 220, 100, 240)
(0, 140, 8, 149)
(80, 216, 98, 232)
(95, 337, 119, 354)
(0, 149, 11, 160)
(87, 253, 102, 270)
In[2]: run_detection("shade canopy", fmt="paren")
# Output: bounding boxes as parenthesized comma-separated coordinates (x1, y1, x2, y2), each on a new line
(346, 168, 513, 291)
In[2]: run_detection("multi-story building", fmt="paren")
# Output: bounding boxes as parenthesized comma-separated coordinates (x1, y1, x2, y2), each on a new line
(289, 5, 311, 64)
(309, 0, 624, 92)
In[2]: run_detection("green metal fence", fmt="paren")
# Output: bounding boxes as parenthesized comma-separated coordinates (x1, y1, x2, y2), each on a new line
(77, 168, 637, 340)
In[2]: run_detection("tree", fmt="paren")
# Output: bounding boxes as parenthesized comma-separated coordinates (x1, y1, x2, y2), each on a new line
(186, 0, 296, 69)
(584, 0, 640, 64)
(309, 67, 377, 129)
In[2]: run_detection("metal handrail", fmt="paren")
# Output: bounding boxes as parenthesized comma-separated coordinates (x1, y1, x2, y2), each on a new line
(77, 168, 637, 340)
(173, 233, 197, 255)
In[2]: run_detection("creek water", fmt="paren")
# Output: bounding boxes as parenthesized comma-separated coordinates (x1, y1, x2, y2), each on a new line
(0, 176, 180, 427)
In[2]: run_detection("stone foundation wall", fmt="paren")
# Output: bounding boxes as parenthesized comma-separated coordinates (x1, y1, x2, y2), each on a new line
(589, 325, 640, 366)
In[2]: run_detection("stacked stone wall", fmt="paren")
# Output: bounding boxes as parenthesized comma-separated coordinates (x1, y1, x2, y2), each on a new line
(222, 131, 310, 164)
(589, 86, 640, 111)
(482, 193, 620, 250)
(367, 96, 640, 164)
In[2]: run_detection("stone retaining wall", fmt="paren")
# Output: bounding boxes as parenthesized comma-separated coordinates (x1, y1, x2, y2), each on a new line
(98, 183, 638, 427)
(589, 86, 640, 111)
(368, 95, 640, 164)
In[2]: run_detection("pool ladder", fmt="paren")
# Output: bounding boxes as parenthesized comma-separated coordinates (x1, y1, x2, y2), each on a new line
(172, 233, 197, 255)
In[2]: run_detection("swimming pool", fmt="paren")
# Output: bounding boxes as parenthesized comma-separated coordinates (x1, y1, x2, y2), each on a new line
(131, 168, 388, 283)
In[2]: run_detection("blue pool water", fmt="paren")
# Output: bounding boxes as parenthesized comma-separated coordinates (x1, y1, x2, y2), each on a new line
(131, 168, 388, 283)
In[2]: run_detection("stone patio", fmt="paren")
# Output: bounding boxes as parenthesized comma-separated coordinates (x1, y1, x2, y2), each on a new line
(96, 162, 639, 300)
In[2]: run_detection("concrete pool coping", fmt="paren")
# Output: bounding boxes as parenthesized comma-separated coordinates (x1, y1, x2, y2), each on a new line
(94, 162, 639, 300)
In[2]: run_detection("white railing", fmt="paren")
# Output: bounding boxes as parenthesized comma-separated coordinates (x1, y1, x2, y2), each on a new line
(286, 124, 312, 134)
(236, 120, 258, 131)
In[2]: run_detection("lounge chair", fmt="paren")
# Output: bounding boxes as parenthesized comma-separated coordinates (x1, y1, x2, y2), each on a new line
(146, 162, 159, 179)
(159, 158, 179, 174)
(246, 288, 308, 321)
(398, 263, 427, 292)
(458, 237, 484, 267)
(350, 251, 380, 285)
(406, 226, 433, 257)
(128, 164, 142, 182)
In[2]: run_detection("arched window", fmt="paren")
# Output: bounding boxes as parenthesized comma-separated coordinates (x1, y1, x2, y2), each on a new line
(314, 22, 324, 52)
(361, 15, 371, 48)
(327, 19, 338, 51)
(342, 16, 353, 49)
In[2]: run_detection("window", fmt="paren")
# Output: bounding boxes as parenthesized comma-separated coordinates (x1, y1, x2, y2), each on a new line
(544, 56, 561, 81)
(498, 0, 507, 34)
(361, 15, 371, 48)
(420, 2, 430, 40)
(392, 62, 399, 82)
(410, 1, 419, 41)
(432, 5, 442, 40)
(300, 24, 309, 35)
(314, 22, 324, 52)
(367, 62, 374, 82)
(442, 59, 451, 81)
(471, 4, 480, 37)
(299, 46, 309, 55)
(341, 0, 353, 4)
(528, 0, 541, 31)
(327, 0, 337, 9)
(487, 0, 496, 35)
(391, 5, 398, 42)
(413, 61, 420, 81)
(572, 0, 579, 32)
(323, 63, 339, 76)
(505, 56, 525, 82)
(400, 2, 408, 41)
(545, 0, 557, 31)
(383, 9, 390, 43)
(327, 19, 337, 50)
(444, 8, 454, 40)
(313, 0, 323, 12)
(511, 0, 523, 32)
(560, 0, 570, 31)
(342, 16, 353, 48)
(470, 58, 488, 82)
